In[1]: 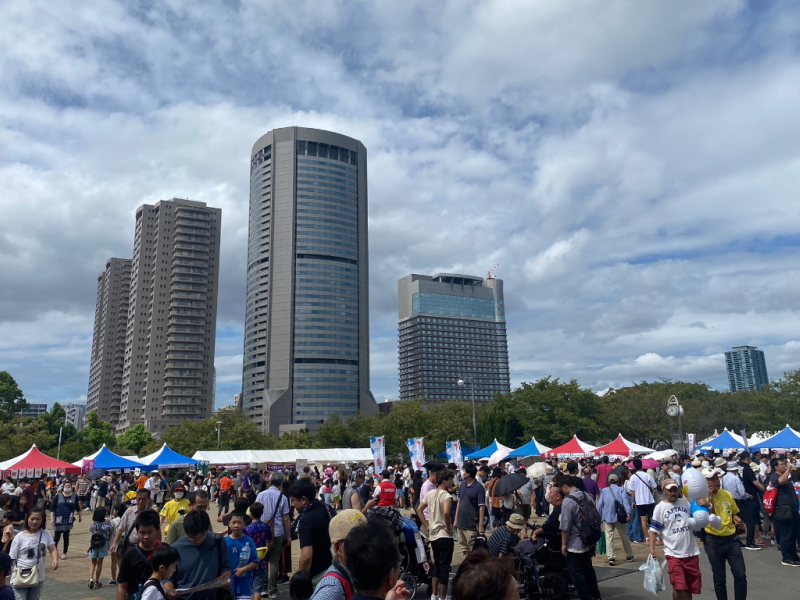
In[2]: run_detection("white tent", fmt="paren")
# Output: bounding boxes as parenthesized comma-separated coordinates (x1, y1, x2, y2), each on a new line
(191, 448, 373, 465)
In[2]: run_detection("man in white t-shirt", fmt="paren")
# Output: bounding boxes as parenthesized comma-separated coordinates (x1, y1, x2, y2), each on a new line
(649, 478, 702, 599)
(629, 458, 658, 536)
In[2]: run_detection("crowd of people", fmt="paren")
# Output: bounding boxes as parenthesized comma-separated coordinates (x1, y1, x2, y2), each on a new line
(0, 446, 796, 600)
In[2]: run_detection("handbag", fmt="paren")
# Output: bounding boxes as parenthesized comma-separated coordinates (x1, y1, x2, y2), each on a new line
(11, 531, 43, 588)
(774, 505, 793, 522)
(762, 485, 778, 516)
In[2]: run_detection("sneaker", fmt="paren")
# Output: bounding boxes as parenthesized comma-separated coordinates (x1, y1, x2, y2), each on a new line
(268, 593, 279, 599)
(60, 553, 67, 560)
(276, 574, 290, 584)
(607, 558, 616, 566)
(108, 580, 117, 585)
(755, 540, 771, 546)
(626, 556, 634, 562)
(781, 560, 800, 567)
(744, 544, 761, 551)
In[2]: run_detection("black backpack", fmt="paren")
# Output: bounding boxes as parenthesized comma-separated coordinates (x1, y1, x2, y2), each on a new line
(565, 493, 602, 546)
(90, 532, 107, 550)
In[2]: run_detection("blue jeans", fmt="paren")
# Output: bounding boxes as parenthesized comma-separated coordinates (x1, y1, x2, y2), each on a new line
(13, 582, 44, 600)
(627, 506, 644, 542)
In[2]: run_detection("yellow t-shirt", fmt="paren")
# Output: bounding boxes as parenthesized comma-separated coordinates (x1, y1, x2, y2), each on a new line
(704, 489, 739, 537)
(160, 498, 190, 533)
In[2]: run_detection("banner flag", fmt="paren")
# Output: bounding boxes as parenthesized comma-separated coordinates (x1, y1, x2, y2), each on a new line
(446, 440, 463, 469)
(406, 437, 425, 470)
(369, 436, 386, 471)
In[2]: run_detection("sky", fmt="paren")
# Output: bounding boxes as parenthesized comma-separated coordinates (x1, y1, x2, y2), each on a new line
(3, 1, 800, 409)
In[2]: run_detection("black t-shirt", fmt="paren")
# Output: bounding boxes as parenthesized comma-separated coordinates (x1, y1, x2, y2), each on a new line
(739, 462, 759, 497)
(769, 472, 798, 508)
(118, 542, 162, 592)
(297, 502, 333, 577)
(359, 485, 371, 506)
(35, 481, 46, 499)
(411, 478, 423, 497)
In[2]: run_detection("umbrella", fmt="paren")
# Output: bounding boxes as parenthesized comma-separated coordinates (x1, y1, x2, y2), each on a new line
(526, 463, 548, 479)
(628, 459, 659, 470)
(493, 472, 530, 497)
(423, 460, 445, 471)
(643, 449, 678, 461)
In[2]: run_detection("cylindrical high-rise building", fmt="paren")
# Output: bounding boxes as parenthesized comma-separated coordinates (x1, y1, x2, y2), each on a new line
(243, 127, 377, 434)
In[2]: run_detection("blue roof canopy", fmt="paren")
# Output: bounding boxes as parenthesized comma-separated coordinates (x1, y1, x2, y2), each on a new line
(757, 426, 800, 450)
(465, 440, 497, 460)
(699, 430, 744, 451)
(92, 446, 145, 470)
(139, 444, 198, 468)
(507, 438, 542, 458)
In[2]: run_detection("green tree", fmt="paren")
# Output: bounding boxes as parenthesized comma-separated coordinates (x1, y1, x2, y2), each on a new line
(159, 409, 272, 456)
(313, 414, 358, 448)
(0, 372, 28, 422)
(117, 424, 154, 454)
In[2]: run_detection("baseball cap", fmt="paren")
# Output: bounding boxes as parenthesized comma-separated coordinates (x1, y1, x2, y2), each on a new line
(329, 509, 367, 542)
(662, 479, 679, 491)
(506, 513, 525, 530)
(173, 484, 186, 493)
(607, 474, 619, 483)
(380, 470, 391, 479)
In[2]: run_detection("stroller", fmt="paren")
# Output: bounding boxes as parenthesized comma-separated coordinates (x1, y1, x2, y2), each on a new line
(367, 506, 431, 597)
(514, 538, 572, 600)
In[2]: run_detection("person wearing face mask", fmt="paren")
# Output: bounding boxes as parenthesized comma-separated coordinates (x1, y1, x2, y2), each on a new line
(159, 485, 189, 535)
(50, 480, 82, 560)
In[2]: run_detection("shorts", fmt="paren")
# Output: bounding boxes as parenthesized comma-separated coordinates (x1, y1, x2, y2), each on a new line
(516, 504, 532, 520)
(252, 568, 266, 594)
(637, 503, 655, 520)
(88, 541, 110, 559)
(665, 555, 702, 594)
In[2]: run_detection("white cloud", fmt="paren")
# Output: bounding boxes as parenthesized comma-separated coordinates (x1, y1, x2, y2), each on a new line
(2, 1, 800, 407)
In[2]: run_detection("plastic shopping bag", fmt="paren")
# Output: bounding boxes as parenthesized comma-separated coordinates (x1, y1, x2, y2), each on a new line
(639, 554, 666, 596)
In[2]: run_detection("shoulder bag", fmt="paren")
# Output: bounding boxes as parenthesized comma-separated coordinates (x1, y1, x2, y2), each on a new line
(11, 531, 43, 588)
(257, 495, 283, 559)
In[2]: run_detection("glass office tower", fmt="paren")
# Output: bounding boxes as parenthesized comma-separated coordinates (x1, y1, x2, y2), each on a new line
(398, 273, 510, 402)
(243, 127, 377, 434)
(725, 345, 769, 392)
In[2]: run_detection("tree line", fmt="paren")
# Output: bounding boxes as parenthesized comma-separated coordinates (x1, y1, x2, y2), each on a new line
(2, 369, 799, 464)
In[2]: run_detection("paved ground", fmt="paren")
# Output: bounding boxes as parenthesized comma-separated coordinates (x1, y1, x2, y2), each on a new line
(46, 507, 795, 599)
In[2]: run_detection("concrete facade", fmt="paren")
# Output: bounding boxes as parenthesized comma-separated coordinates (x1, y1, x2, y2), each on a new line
(117, 198, 222, 433)
(243, 127, 377, 434)
(87, 257, 131, 428)
(398, 273, 510, 402)
(725, 345, 769, 392)
(65, 403, 86, 430)
(19, 403, 48, 418)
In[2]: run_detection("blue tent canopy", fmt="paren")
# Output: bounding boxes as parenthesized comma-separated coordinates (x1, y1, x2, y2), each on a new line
(756, 426, 800, 450)
(465, 440, 498, 460)
(92, 446, 145, 470)
(139, 444, 198, 469)
(507, 438, 543, 459)
(699, 430, 744, 452)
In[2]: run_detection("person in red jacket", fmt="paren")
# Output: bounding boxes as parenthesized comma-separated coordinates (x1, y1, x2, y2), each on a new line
(363, 471, 397, 512)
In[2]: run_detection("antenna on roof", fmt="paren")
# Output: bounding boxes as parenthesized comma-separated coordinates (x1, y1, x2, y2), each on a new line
(487, 263, 499, 279)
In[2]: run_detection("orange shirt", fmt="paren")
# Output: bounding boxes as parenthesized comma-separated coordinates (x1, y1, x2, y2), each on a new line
(219, 476, 233, 492)
(136, 475, 148, 490)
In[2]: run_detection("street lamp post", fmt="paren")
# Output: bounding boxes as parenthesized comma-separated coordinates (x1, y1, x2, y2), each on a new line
(216, 421, 223, 449)
(457, 377, 478, 449)
(56, 417, 66, 460)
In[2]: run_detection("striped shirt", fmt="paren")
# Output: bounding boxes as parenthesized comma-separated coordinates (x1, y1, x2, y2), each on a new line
(487, 525, 518, 557)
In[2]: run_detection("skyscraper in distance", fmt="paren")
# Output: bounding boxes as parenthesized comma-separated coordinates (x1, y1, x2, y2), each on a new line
(725, 345, 769, 392)
(87, 257, 131, 429)
(398, 273, 510, 402)
(117, 198, 221, 433)
(243, 126, 377, 434)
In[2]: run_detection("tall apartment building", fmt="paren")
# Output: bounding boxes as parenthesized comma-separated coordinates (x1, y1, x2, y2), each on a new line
(65, 403, 86, 430)
(243, 127, 377, 434)
(398, 274, 510, 402)
(116, 198, 221, 433)
(87, 258, 131, 428)
(725, 345, 769, 392)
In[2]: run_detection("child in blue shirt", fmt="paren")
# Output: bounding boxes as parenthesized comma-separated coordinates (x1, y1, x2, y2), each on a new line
(225, 513, 259, 600)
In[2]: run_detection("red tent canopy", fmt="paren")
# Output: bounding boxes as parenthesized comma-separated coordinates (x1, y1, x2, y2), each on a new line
(0, 445, 81, 477)
(591, 434, 654, 457)
(541, 436, 597, 458)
